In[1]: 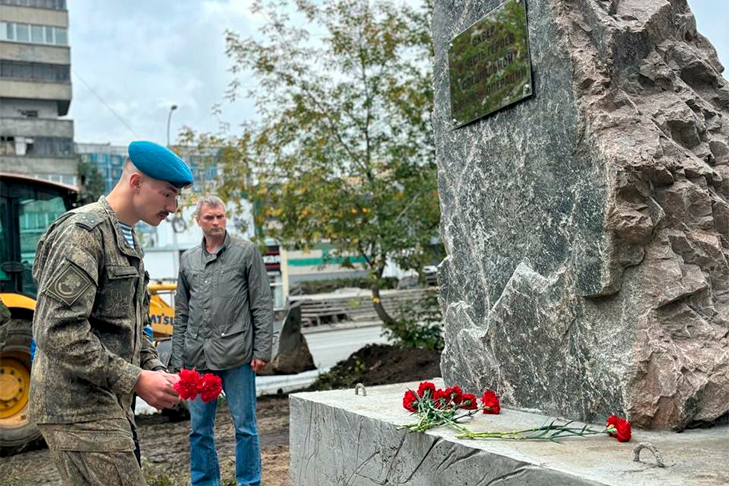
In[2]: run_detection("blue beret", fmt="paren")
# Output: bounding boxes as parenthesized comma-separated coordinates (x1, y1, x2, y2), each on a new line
(127, 141, 194, 188)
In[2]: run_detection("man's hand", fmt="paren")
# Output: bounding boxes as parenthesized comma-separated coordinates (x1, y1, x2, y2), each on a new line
(134, 370, 180, 410)
(251, 359, 268, 373)
(156, 369, 180, 385)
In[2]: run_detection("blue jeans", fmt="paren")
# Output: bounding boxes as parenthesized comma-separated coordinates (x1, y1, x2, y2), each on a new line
(189, 364, 261, 486)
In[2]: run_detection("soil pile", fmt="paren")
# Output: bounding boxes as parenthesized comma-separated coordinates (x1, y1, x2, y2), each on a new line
(310, 343, 442, 390)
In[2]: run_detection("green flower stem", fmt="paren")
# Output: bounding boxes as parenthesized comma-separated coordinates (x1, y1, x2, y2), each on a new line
(455, 423, 608, 441)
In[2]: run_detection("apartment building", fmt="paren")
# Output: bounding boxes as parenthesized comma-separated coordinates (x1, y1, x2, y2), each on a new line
(0, 0, 76, 185)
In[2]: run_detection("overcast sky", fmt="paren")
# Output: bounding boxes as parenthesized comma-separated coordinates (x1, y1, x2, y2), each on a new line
(66, 0, 729, 147)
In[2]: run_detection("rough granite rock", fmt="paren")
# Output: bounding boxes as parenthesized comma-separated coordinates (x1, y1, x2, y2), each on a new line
(435, 0, 729, 430)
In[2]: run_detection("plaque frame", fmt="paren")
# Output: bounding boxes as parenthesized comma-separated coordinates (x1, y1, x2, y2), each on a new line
(448, 0, 534, 128)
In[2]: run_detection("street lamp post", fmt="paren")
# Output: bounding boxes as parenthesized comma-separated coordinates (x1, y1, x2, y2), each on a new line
(166, 104, 178, 147)
(166, 103, 180, 277)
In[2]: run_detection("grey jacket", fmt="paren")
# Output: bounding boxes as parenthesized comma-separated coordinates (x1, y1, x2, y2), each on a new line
(170, 232, 273, 371)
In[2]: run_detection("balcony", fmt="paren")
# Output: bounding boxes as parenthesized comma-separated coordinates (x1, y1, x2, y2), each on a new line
(0, 117, 73, 138)
(0, 4, 69, 28)
(0, 77, 71, 114)
(0, 155, 77, 177)
(0, 41, 70, 65)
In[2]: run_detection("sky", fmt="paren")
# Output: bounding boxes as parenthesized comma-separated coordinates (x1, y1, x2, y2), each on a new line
(66, 0, 729, 147)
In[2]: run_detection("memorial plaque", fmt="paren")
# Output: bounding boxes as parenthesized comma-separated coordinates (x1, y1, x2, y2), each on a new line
(448, 0, 533, 128)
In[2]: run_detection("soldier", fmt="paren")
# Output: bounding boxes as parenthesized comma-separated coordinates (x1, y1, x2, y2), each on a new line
(30, 141, 193, 486)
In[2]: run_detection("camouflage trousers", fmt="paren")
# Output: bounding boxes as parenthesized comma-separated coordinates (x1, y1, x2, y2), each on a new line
(37, 418, 147, 486)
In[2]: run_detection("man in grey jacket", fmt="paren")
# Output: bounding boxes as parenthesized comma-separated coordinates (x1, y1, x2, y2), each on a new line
(170, 195, 273, 486)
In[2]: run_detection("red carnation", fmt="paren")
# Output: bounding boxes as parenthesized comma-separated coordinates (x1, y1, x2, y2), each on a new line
(460, 393, 478, 410)
(174, 369, 203, 400)
(432, 389, 449, 409)
(403, 390, 419, 412)
(606, 415, 632, 442)
(417, 381, 436, 398)
(199, 373, 223, 402)
(444, 385, 464, 405)
(481, 390, 501, 414)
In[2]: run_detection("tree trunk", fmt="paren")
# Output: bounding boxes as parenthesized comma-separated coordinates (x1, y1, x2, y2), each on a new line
(371, 286, 396, 325)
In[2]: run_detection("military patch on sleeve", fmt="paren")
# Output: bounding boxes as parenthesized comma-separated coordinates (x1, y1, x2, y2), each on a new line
(45, 260, 95, 307)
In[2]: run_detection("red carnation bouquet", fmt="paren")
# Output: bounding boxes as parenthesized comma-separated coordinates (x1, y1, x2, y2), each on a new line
(401, 381, 632, 443)
(174, 369, 223, 402)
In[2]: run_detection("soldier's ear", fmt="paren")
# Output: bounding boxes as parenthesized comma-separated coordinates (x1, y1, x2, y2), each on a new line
(129, 173, 143, 192)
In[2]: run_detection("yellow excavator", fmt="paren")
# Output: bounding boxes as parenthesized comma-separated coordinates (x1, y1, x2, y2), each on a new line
(0, 174, 178, 454)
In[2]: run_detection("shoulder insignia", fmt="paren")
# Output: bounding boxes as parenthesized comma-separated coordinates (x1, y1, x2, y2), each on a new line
(45, 260, 94, 306)
(74, 212, 102, 231)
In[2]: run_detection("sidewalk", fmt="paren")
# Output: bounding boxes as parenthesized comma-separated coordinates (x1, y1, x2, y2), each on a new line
(300, 319, 382, 334)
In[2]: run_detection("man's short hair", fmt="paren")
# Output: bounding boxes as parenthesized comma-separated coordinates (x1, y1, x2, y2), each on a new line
(195, 195, 226, 218)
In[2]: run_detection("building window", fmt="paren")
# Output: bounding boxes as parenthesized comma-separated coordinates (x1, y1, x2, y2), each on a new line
(31, 24, 43, 43)
(3, 137, 74, 158)
(3, 22, 14, 40)
(0, 21, 68, 46)
(15, 23, 29, 42)
(0, 136, 15, 156)
(54, 27, 67, 45)
(0, 0, 66, 9)
(0, 60, 70, 83)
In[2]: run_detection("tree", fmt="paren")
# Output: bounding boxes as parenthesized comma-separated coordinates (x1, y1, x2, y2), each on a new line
(77, 156, 106, 205)
(198, 0, 438, 324)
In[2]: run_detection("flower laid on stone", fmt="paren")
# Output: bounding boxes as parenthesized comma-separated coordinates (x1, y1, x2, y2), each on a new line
(399, 381, 498, 433)
(400, 381, 632, 443)
(173, 369, 223, 402)
(481, 390, 500, 414)
(606, 414, 632, 442)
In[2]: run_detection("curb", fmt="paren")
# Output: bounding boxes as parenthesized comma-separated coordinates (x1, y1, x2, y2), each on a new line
(301, 320, 383, 335)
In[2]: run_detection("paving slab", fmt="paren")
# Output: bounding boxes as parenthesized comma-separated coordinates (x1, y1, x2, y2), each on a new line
(289, 379, 729, 485)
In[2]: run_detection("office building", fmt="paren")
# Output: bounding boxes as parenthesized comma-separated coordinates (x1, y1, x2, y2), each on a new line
(0, 0, 75, 184)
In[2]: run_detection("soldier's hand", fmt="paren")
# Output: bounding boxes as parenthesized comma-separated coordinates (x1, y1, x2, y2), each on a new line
(134, 370, 180, 410)
(251, 359, 268, 373)
(155, 370, 180, 386)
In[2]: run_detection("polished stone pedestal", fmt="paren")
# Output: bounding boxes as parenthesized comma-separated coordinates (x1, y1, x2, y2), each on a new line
(289, 380, 729, 485)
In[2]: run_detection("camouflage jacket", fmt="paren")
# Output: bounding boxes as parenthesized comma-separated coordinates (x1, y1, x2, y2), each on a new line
(29, 196, 164, 425)
(170, 232, 273, 371)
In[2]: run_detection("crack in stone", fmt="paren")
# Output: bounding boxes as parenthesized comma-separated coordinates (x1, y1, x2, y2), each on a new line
(401, 437, 441, 484)
(476, 464, 538, 486)
(298, 401, 316, 484)
(382, 431, 409, 482)
(345, 449, 380, 486)
(442, 447, 482, 472)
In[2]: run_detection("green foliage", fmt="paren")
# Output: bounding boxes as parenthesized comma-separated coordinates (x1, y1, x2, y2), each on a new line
(381, 290, 443, 351)
(183, 0, 437, 324)
(309, 356, 367, 391)
(77, 156, 106, 204)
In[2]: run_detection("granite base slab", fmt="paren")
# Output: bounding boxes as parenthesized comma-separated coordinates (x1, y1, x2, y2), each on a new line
(289, 380, 729, 485)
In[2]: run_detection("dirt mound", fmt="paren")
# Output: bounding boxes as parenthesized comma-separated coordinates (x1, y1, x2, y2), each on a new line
(310, 343, 441, 391)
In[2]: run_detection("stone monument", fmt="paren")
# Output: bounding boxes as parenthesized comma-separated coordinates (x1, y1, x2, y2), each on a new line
(436, 0, 729, 430)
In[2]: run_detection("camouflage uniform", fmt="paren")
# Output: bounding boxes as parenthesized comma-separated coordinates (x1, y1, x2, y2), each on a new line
(30, 196, 164, 486)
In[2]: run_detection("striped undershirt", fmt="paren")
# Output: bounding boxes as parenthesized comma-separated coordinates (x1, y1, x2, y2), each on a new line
(118, 222, 135, 248)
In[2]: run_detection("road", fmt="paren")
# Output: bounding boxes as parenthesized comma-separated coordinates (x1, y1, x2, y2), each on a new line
(253, 323, 387, 396)
(304, 324, 387, 369)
